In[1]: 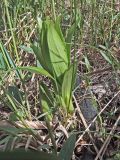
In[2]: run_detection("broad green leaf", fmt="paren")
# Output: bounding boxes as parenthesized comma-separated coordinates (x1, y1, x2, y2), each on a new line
(32, 20, 53, 75)
(40, 21, 53, 75)
(62, 64, 77, 112)
(59, 134, 76, 160)
(0, 151, 59, 160)
(54, 17, 65, 44)
(17, 66, 54, 79)
(32, 19, 53, 76)
(39, 83, 54, 120)
(47, 22, 68, 79)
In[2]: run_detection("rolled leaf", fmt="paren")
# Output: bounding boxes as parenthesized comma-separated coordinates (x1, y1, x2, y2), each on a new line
(62, 63, 77, 112)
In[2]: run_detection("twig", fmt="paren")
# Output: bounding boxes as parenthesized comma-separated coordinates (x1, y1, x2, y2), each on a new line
(95, 114, 120, 160)
(73, 95, 99, 156)
(0, 120, 50, 130)
(25, 135, 32, 151)
(75, 90, 120, 144)
(85, 67, 112, 76)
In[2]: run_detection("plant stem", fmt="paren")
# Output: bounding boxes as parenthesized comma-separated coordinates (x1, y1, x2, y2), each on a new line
(4, 0, 19, 63)
(39, 91, 57, 155)
(67, 0, 77, 113)
(45, 118, 57, 155)
(51, 0, 56, 21)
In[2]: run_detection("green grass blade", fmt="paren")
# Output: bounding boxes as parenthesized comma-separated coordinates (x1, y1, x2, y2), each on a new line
(99, 50, 113, 65)
(0, 53, 7, 69)
(0, 42, 22, 79)
(4, 0, 19, 62)
(66, 23, 77, 63)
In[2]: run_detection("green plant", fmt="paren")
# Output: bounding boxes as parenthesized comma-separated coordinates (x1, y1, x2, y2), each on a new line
(1, 0, 120, 159)
(20, 17, 77, 121)
(0, 41, 32, 120)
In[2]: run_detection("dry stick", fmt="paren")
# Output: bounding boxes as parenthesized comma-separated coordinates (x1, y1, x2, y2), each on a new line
(100, 114, 120, 159)
(95, 114, 120, 160)
(73, 95, 99, 156)
(25, 135, 32, 151)
(75, 90, 120, 144)
(85, 67, 112, 76)
(0, 120, 49, 130)
(4, 18, 35, 46)
(0, 12, 31, 33)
